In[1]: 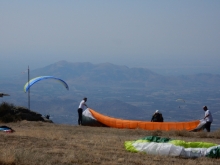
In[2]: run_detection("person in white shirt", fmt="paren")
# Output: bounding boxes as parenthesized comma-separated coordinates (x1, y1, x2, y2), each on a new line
(203, 106, 213, 132)
(78, 97, 88, 125)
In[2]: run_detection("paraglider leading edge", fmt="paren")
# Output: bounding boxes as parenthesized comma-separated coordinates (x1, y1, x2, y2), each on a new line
(24, 76, 69, 93)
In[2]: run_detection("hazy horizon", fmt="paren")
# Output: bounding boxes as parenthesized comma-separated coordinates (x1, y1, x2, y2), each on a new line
(1, 1, 220, 76)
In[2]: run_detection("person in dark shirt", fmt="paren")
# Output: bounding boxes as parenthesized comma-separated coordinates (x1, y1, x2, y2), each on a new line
(151, 110, 164, 122)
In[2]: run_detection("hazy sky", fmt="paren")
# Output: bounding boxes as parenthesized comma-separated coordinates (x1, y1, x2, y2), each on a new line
(1, 0, 220, 76)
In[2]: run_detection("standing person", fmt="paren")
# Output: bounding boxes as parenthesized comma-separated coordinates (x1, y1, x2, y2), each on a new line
(151, 110, 164, 122)
(203, 106, 213, 132)
(78, 97, 88, 125)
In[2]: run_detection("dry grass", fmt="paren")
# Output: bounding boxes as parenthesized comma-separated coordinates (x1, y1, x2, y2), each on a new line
(0, 121, 220, 165)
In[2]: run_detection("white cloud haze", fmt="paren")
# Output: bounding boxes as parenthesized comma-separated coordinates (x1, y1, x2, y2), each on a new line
(0, 0, 220, 76)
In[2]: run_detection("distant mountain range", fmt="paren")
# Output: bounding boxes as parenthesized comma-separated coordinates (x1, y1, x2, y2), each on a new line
(28, 60, 220, 89)
(2, 60, 220, 130)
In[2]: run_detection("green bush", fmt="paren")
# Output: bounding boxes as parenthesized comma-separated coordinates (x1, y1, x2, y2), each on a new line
(0, 102, 21, 123)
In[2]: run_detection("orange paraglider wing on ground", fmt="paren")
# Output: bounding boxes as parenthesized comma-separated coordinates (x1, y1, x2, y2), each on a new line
(89, 108, 200, 131)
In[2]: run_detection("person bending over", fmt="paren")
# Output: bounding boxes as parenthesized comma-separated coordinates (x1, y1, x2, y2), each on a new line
(78, 97, 88, 125)
(151, 110, 164, 122)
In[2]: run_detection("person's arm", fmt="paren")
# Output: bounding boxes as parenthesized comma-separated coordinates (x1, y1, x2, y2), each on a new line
(151, 115, 154, 122)
(204, 111, 210, 119)
(204, 114, 210, 119)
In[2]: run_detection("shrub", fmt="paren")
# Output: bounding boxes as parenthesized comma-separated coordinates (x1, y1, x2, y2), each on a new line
(0, 102, 14, 116)
(0, 102, 21, 123)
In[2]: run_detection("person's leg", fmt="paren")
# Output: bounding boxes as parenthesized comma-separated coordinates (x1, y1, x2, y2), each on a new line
(78, 108, 80, 125)
(206, 122, 211, 132)
(203, 122, 208, 131)
(78, 108, 82, 125)
(78, 109, 80, 125)
(79, 110, 82, 125)
(204, 122, 211, 132)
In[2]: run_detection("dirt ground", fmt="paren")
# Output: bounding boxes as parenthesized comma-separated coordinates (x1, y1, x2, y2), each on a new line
(0, 121, 219, 165)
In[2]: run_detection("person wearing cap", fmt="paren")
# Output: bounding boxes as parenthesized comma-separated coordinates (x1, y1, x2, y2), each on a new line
(151, 110, 164, 122)
(203, 106, 213, 132)
(77, 97, 88, 125)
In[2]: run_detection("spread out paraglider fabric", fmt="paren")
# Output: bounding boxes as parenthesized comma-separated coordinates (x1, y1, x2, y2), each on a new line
(24, 76, 69, 92)
(82, 108, 204, 131)
(125, 136, 220, 158)
(0, 126, 14, 133)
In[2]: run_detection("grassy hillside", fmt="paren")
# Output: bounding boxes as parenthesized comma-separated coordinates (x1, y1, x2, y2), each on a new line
(0, 121, 220, 165)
